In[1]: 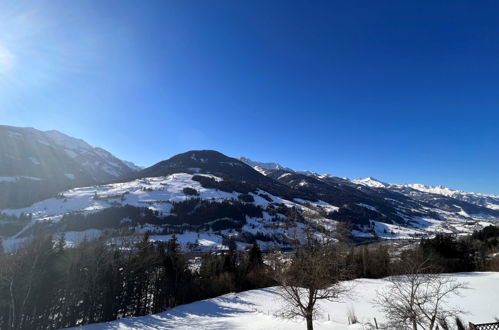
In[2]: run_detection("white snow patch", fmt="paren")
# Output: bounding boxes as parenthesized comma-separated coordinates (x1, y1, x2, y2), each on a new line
(64, 149, 79, 158)
(29, 156, 41, 165)
(73, 272, 499, 330)
(58, 229, 103, 247)
(353, 177, 387, 188)
(142, 232, 228, 252)
(357, 203, 379, 213)
(277, 173, 292, 180)
(486, 203, 499, 210)
(294, 199, 340, 213)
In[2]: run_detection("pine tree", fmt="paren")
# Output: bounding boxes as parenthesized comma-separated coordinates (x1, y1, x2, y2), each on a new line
(248, 242, 263, 271)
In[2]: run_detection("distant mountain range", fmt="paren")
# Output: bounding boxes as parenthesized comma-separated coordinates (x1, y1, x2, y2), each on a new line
(241, 157, 499, 213)
(351, 177, 499, 211)
(0, 125, 497, 250)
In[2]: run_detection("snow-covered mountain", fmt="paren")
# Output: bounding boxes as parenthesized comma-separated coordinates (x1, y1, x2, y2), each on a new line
(398, 183, 499, 210)
(2, 150, 497, 251)
(245, 159, 499, 219)
(353, 177, 388, 188)
(0, 125, 140, 208)
(38, 129, 140, 179)
(352, 176, 499, 212)
(239, 157, 292, 175)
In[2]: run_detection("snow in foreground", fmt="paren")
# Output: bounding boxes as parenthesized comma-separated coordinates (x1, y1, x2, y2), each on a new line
(73, 272, 499, 330)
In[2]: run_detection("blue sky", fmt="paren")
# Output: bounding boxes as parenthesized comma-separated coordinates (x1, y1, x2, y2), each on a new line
(1, 1, 498, 194)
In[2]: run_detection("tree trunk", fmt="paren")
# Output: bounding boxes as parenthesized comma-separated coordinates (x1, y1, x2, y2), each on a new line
(306, 315, 313, 330)
(9, 277, 15, 330)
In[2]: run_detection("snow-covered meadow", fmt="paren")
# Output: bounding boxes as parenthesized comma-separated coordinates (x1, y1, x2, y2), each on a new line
(74, 272, 499, 330)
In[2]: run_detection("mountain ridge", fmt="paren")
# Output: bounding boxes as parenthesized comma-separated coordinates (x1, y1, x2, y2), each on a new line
(1, 127, 497, 251)
(240, 157, 499, 212)
(0, 125, 140, 208)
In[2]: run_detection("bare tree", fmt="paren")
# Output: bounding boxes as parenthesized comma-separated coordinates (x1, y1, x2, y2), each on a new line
(272, 236, 352, 330)
(375, 258, 467, 330)
(0, 251, 18, 329)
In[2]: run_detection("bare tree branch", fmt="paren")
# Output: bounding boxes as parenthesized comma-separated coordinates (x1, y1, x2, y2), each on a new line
(271, 234, 353, 330)
(375, 258, 468, 330)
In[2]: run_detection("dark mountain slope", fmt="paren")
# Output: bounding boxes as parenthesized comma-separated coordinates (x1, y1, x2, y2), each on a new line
(134, 150, 317, 202)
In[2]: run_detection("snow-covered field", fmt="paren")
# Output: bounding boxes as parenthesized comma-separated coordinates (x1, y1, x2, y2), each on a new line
(3, 173, 240, 220)
(74, 272, 499, 330)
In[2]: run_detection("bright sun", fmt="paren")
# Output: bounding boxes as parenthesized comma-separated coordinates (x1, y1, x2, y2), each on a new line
(0, 43, 15, 75)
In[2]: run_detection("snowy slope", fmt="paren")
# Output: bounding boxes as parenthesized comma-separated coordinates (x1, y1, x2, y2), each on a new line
(43, 129, 141, 179)
(240, 157, 292, 175)
(0, 125, 140, 209)
(352, 177, 388, 188)
(239, 157, 289, 171)
(3, 152, 498, 251)
(73, 272, 499, 330)
(1, 172, 342, 251)
(1, 126, 140, 181)
(2, 172, 495, 252)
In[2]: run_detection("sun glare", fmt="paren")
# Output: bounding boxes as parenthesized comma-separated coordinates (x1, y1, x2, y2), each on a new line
(0, 43, 15, 75)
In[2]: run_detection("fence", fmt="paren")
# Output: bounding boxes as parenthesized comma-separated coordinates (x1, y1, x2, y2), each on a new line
(469, 322, 499, 330)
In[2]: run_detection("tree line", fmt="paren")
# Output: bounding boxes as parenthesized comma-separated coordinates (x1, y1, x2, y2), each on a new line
(0, 233, 271, 330)
(0, 225, 497, 329)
